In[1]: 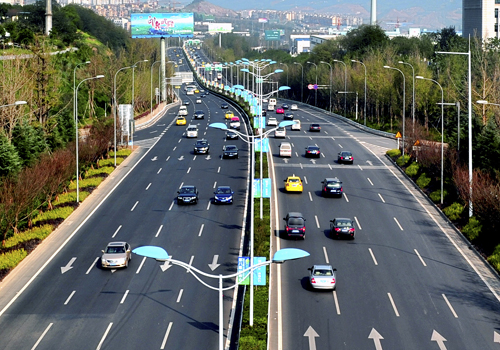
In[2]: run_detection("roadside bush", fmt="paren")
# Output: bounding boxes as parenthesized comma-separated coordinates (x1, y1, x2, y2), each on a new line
(32, 206, 74, 225)
(3, 225, 53, 249)
(405, 163, 420, 177)
(429, 189, 447, 203)
(443, 202, 464, 221)
(0, 249, 28, 270)
(239, 336, 265, 350)
(396, 154, 411, 166)
(416, 173, 431, 189)
(462, 216, 482, 241)
(53, 191, 90, 206)
(68, 177, 103, 190)
(98, 158, 124, 167)
(109, 149, 132, 157)
(86, 166, 114, 177)
(386, 149, 401, 157)
(487, 244, 500, 272)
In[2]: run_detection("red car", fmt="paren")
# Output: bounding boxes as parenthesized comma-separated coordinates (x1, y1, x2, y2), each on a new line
(276, 108, 285, 114)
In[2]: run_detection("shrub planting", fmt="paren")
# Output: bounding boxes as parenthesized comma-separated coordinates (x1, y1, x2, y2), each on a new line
(443, 202, 464, 221)
(416, 173, 431, 189)
(405, 162, 420, 177)
(462, 217, 482, 241)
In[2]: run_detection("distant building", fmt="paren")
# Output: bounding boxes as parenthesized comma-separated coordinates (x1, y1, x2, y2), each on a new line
(310, 34, 339, 50)
(463, 0, 500, 40)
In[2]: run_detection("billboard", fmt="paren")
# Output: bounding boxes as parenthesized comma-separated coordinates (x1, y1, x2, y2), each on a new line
(265, 30, 280, 41)
(131, 13, 194, 38)
(258, 18, 268, 23)
(208, 23, 232, 33)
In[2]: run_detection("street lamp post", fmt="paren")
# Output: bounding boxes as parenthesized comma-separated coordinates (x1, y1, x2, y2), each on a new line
(333, 59, 347, 114)
(384, 65, 406, 159)
(306, 61, 318, 106)
(293, 62, 304, 103)
(73, 61, 90, 126)
(132, 246, 309, 350)
(131, 59, 149, 128)
(320, 61, 333, 113)
(150, 60, 161, 116)
(0, 101, 27, 108)
(114, 66, 134, 167)
(416, 75, 444, 205)
(280, 63, 289, 98)
(351, 59, 367, 125)
(398, 61, 415, 130)
(75, 75, 105, 203)
(338, 91, 358, 120)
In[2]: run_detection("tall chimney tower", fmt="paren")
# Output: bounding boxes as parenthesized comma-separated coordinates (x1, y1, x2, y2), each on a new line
(370, 0, 376, 25)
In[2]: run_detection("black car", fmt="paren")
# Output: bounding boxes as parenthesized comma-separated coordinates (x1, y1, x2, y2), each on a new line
(194, 110, 205, 119)
(222, 145, 239, 159)
(221, 102, 229, 109)
(309, 123, 321, 132)
(184, 100, 190, 105)
(177, 185, 199, 205)
(322, 178, 343, 197)
(283, 212, 306, 239)
(338, 151, 354, 164)
(214, 186, 234, 204)
(261, 110, 267, 116)
(284, 112, 294, 120)
(226, 130, 238, 140)
(194, 139, 210, 154)
(305, 145, 321, 158)
(330, 218, 355, 239)
(282, 103, 289, 110)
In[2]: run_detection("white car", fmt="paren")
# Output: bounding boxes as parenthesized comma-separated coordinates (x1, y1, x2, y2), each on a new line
(178, 106, 188, 116)
(267, 117, 278, 126)
(291, 120, 301, 130)
(196, 99, 202, 104)
(186, 125, 198, 138)
(279, 142, 292, 157)
(274, 127, 286, 138)
(291, 104, 298, 111)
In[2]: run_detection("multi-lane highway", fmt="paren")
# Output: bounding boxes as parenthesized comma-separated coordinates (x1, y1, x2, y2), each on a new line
(0, 47, 250, 350)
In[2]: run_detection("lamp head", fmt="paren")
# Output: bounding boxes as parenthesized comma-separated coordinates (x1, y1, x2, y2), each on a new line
(476, 100, 489, 104)
(208, 122, 228, 130)
(272, 248, 310, 263)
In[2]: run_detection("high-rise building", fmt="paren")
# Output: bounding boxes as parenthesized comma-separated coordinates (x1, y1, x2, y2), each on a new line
(463, 0, 500, 39)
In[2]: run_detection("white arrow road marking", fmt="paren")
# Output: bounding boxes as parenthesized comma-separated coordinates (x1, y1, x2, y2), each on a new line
(160, 258, 173, 272)
(283, 158, 289, 164)
(494, 331, 500, 343)
(310, 159, 316, 164)
(208, 255, 220, 271)
(206, 155, 211, 160)
(151, 156, 158, 161)
(366, 160, 373, 165)
(61, 257, 76, 274)
(178, 155, 184, 161)
(303, 326, 319, 350)
(31, 323, 53, 350)
(368, 328, 384, 350)
(111, 269, 117, 273)
(431, 330, 447, 350)
(160, 322, 173, 350)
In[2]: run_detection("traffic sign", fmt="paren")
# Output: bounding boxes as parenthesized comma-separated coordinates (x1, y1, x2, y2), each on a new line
(395, 131, 402, 138)
(308, 84, 314, 90)
(414, 139, 420, 146)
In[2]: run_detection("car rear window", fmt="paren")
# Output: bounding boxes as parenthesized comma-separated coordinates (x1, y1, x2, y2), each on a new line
(314, 269, 333, 276)
(326, 182, 341, 188)
(289, 218, 304, 225)
(336, 220, 351, 227)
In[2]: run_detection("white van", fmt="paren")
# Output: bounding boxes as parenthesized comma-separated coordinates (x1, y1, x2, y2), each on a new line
(186, 125, 198, 138)
(279, 142, 292, 157)
(178, 106, 188, 116)
(269, 98, 277, 106)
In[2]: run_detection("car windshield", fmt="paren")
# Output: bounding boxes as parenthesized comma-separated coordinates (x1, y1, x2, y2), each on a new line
(225, 146, 237, 151)
(106, 246, 125, 254)
(217, 187, 232, 194)
(196, 141, 208, 146)
(180, 187, 195, 194)
(188, 127, 196, 131)
(314, 269, 333, 276)
(288, 218, 304, 225)
(336, 220, 352, 227)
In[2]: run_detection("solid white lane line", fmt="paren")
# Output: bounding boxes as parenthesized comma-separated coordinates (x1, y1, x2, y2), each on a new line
(367, 178, 374, 186)
(112, 225, 122, 238)
(157, 168, 162, 174)
(303, 176, 308, 184)
(96, 323, 113, 350)
(155, 225, 163, 238)
(378, 194, 386, 203)
(187, 256, 194, 273)
(414, 249, 427, 266)
(193, 156, 197, 160)
(187, 167, 191, 174)
(86, 258, 99, 275)
(394, 217, 404, 231)
(168, 201, 174, 211)
(323, 247, 329, 264)
(369, 248, 378, 265)
(354, 216, 362, 230)
(64, 291, 76, 305)
(130, 201, 139, 211)
(198, 224, 205, 237)
(442, 294, 458, 318)
(308, 192, 313, 202)
(120, 290, 129, 304)
(136, 257, 147, 274)
(166, 156, 170, 161)
(179, 182, 184, 189)
(213, 181, 217, 188)
(388, 293, 400, 317)
(146, 183, 152, 190)
(338, 144, 343, 148)
(206, 201, 211, 210)
(160, 322, 173, 350)
(176, 289, 183, 303)
(30, 323, 53, 350)
(343, 193, 349, 202)
(315, 215, 320, 228)
(333, 291, 341, 315)
(217, 166, 221, 173)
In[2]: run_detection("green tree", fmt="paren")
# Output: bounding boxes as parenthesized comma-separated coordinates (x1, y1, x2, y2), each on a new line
(339, 25, 389, 57)
(11, 122, 48, 167)
(0, 133, 21, 178)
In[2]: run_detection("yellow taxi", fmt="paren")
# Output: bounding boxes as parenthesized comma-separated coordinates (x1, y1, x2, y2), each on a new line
(194, 89, 199, 93)
(225, 111, 234, 119)
(176, 116, 187, 125)
(284, 175, 303, 193)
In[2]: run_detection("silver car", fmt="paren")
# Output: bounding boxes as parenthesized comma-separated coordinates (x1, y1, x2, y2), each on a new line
(308, 265, 337, 290)
(101, 242, 131, 268)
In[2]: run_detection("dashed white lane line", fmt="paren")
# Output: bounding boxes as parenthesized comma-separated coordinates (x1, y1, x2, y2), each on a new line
(206, 201, 211, 210)
(166, 156, 170, 162)
(367, 178, 374, 186)
(323, 247, 329, 264)
(295, 152, 299, 157)
(414, 249, 427, 266)
(378, 193, 386, 203)
(338, 144, 343, 148)
(328, 164, 332, 170)
(369, 248, 378, 265)
(173, 146, 177, 151)
(308, 192, 313, 202)
(193, 156, 197, 161)
(146, 183, 152, 190)
(178, 139, 181, 143)
(187, 167, 191, 174)
(120, 290, 129, 304)
(343, 193, 349, 202)
(176, 289, 183, 303)
(31, 323, 53, 350)
(64, 291, 76, 305)
(217, 166, 221, 173)
(442, 294, 458, 318)
(187, 256, 194, 273)
(96, 323, 113, 350)
(86, 258, 99, 274)
(179, 182, 184, 189)
(321, 153, 325, 158)
(136, 257, 147, 274)
(388, 293, 400, 317)
(198, 224, 205, 237)
(130, 201, 139, 211)
(168, 201, 175, 211)
(157, 168, 162, 174)
(354, 216, 361, 230)
(155, 225, 163, 238)
(333, 291, 341, 315)
(315, 215, 320, 228)
(112, 225, 122, 238)
(213, 181, 217, 188)
(357, 165, 363, 171)
(394, 217, 404, 231)
(303, 176, 308, 184)
(160, 322, 173, 350)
